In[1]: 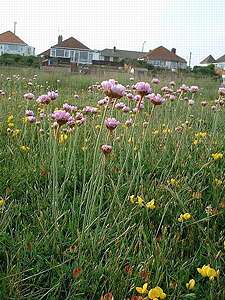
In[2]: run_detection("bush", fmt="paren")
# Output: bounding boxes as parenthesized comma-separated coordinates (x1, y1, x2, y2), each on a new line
(0, 54, 39, 68)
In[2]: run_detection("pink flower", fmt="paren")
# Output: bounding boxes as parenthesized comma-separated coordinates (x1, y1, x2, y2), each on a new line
(115, 102, 125, 109)
(105, 117, 120, 130)
(134, 82, 152, 96)
(67, 116, 76, 128)
(190, 86, 199, 93)
(101, 79, 125, 99)
(146, 93, 166, 105)
(219, 87, 225, 96)
(37, 94, 51, 105)
(101, 144, 112, 155)
(98, 98, 109, 106)
(27, 116, 36, 123)
(179, 84, 189, 93)
(169, 95, 176, 101)
(126, 93, 134, 100)
(122, 106, 130, 113)
(151, 78, 160, 84)
(52, 110, 71, 125)
(170, 81, 176, 86)
(83, 106, 98, 113)
(24, 93, 34, 100)
(25, 110, 35, 116)
(63, 103, 77, 112)
(48, 91, 58, 100)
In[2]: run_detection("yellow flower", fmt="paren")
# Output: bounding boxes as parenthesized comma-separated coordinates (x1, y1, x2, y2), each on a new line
(129, 195, 135, 204)
(95, 125, 101, 130)
(197, 265, 219, 280)
(162, 128, 171, 134)
(213, 178, 223, 186)
(22, 117, 28, 124)
(192, 139, 199, 145)
(20, 145, 30, 152)
(178, 213, 192, 222)
(136, 283, 148, 295)
(152, 130, 159, 135)
(128, 137, 134, 144)
(0, 198, 5, 207)
(12, 129, 21, 137)
(59, 134, 68, 144)
(148, 286, 166, 299)
(195, 132, 207, 138)
(137, 196, 144, 206)
(7, 115, 14, 123)
(167, 178, 179, 187)
(211, 153, 223, 161)
(192, 192, 202, 199)
(8, 122, 14, 128)
(146, 199, 156, 209)
(223, 241, 225, 250)
(186, 279, 195, 290)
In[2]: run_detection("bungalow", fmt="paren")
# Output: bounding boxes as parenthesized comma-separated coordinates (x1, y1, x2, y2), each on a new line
(0, 31, 35, 56)
(99, 47, 147, 62)
(200, 54, 225, 70)
(39, 35, 99, 65)
(144, 46, 187, 70)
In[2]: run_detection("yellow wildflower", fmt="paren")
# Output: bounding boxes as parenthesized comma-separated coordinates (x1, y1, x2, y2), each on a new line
(195, 132, 207, 138)
(148, 286, 166, 299)
(197, 265, 219, 280)
(167, 178, 179, 187)
(162, 128, 171, 134)
(152, 130, 159, 135)
(213, 178, 223, 186)
(8, 122, 14, 128)
(192, 139, 200, 145)
(146, 199, 156, 209)
(95, 125, 101, 130)
(128, 137, 134, 144)
(178, 213, 192, 222)
(20, 145, 30, 152)
(223, 241, 225, 250)
(137, 196, 144, 206)
(136, 283, 148, 295)
(7, 115, 14, 123)
(12, 129, 21, 137)
(192, 192, 202, 199)
(186, 279, 195, 290)
(129, 195, 135, 204)
(59, 134, 68, 144)
(0, 198, 5, 207)
(211, 153, 223, 161)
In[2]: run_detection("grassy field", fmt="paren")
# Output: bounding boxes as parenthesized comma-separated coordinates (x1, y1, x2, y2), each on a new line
(0, 68, 224, 300)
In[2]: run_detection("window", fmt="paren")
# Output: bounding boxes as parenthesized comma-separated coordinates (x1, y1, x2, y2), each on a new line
(80, 51, 88, 62)
(89, 53, 93, 62)
(75, 52, 79, 62)
(104, 56, 110, 62)
(65, 50, 70, 58)
(56, 48, 64, 57)
(113, 57, 119, 62)
(51, 49, 56, 57)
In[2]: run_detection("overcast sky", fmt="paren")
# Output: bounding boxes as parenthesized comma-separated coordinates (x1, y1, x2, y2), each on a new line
(1, 0, 224, 66)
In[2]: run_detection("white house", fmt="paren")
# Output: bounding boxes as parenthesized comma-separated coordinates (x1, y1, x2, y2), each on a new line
(0, 31, 35, 56)
(200, 54, 225, 70)
(39, 35, 99, 64)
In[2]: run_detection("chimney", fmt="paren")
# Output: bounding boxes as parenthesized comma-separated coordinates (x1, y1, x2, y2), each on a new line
(58, 35, 63, 44)
(113, 46, 116, 52)
(171, 48, 176, 54)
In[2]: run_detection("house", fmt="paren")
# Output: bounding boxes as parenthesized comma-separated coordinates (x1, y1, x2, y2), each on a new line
(200, 55, 216, 66)
(99, 47, 147, 63)
(39, 35, 99, 65)
(200, 54, 225, 70)
(0, 31, 35, 56)
(144, 46, 187, 70)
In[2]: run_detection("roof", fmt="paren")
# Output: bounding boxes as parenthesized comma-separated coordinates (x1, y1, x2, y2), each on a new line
(145, 46, 187, 63)
(216, 54, 225, 63)
(39, 49, 50, 57)
(0, 31, 27, 45)
(101, 48, 147, 60)
(52, 37, 89, 50)
(200, 55, 216, 64)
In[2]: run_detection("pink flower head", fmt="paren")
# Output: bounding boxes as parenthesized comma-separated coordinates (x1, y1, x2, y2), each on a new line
(63, 103, 77, 112)
(48, 91, 58, 100)
(126, 93, 134, 100)
(52, 110, 71, 126)
(98, 98, 109, 106)
(24, 93, 34, 100)
(105, 117, 120, 130)
(83, 106, 97, 113)
(190, 86, 199, 93)
(67, 116, 76, 128)
(219, 87, 225, 96)
(169, 95, 176, 101)
(170, 81, 176, 86)
(125, 118, 133, 127)
(151, 78, 160, 84)
(101, 144, 112, 155)
(133, 95, 142, 102)
(25, 110, 35, 116)
(115, 102, 125, 109)
(27, 116, 36, 123)
(37, 94, 51, 105)
(179, 84, 189, 93)
(146, 93, 166, 105)
(101, 79, 125, 99)
(134, 82, 152, 96)
(122, 106, 130, 113)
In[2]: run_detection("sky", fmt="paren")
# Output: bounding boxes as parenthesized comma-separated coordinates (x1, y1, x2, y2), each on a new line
(1, 0, 225, 66)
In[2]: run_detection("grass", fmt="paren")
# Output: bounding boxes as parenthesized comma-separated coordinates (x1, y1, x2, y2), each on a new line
(0, 69, 224, 300)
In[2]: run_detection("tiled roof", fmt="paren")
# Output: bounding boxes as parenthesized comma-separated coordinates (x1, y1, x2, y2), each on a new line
(0, 31, 27, 45)
(145, 46, 187, 63)
(216, 54, 225, 63)
(52, 37, 89, 50)
(200, 55, 216, 64)
(101, 48, 147, 60)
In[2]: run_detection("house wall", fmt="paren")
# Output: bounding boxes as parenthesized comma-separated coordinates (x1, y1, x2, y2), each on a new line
(215, 62, 225, 70)
(147, 59, 187, 69)
(50, 47, 99, 64)
(0, 43, 35, 56)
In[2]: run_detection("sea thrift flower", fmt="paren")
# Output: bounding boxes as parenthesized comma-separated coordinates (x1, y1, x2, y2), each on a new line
(101, 144, 112, 155)
(186, 279, 195, 290)
(122, 106, 130, 113)
(218, 87, 225, 96)
(104, 118, 120, 131)
(134, 82, 151, 96)
(180, 84, 190, 93)
(169, 95, 176, 101)
(169, 81, 176, 86)
(188, 99, 195, 105)
(125, 118, 133, 127)
(136, 283, 148, 295)
(52, 110, 71, 126)
(101, 79, 126, 98)
(83, 106, 97, 113)
(146, 93, 166, 105)
(48, 91, 58, 100)
(115, 102, 125, 109)
(24, 92, 34, 100)
(211, 152, 223, 160)
(178, 213, 192, 222)
(37, 94, 51, 104)
(27, 116, 36, 123)
(63, 103, 77, 112)
(127, 93, 134, 100)
(98, 98, 109, 106)
(190, 86, 199, 93)
(197, 265, 219, 280)
(151, 78, 160, 84)
(25, 110, 35, 116)
(148, 286, 166, 299)
(201, 101, 208, 107)
(67, 116, 76, 128)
